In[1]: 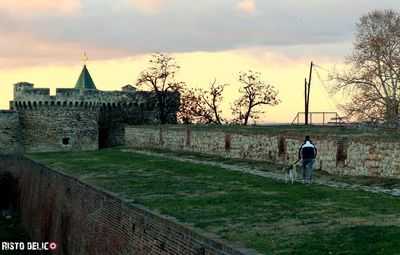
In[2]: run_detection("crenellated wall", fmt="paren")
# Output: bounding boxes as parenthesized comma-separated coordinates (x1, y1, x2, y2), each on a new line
(2, 82, 180, 152)
(11, 82, 158, 110)
(0, 155, 254, 255)
(125, 126, 400, 179)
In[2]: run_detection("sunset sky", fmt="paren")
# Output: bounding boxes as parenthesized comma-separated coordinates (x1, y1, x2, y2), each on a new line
(1, 0, 400, 123)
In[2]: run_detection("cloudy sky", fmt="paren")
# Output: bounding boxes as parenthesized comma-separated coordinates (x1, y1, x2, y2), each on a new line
(1, 0, 399, 122)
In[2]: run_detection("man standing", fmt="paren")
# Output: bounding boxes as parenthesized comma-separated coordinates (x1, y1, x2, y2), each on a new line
(298, 136, 317, 184)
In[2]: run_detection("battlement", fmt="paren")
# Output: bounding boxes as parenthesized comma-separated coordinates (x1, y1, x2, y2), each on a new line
(0, 60, 179, 153)
(14, 82, 34, 91)
(10, 82, 160, 111)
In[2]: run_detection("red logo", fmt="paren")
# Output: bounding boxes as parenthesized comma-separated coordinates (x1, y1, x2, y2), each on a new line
(49, 242, 57, 250)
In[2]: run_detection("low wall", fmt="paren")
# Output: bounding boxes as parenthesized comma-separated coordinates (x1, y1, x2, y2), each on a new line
(125, 126, 400, 179)
(0, 155, 254, 255)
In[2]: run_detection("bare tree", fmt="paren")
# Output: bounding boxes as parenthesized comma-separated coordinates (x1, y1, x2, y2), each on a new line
(178, 80, 227, 124)
(329, 9, 400, 128)
(137, 53, 184, 124)
(231, 70, 279, 125)
(178, 87, 199, 124)
(195, 79, 227, 124)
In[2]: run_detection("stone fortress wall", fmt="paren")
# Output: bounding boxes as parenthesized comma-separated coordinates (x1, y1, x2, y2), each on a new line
(2, 82, 178, 152)
(125, 126, 400, 179)
(2, 79, 399, 179)
(12, 82, 154, 106)
(10, 82, 154, 152)
(0, 110, 20, 154)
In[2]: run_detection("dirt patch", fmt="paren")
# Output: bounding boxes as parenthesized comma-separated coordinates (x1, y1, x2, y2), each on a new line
(338, 215, 400, 226)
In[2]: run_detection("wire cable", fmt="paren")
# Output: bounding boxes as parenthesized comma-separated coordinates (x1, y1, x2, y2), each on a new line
(313, 64, 345, 116)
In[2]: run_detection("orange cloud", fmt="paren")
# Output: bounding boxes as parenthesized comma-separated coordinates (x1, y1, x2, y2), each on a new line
(123, 0, 168, 14)
(0, 0, 82, 16)
(235, 0, 258, 15)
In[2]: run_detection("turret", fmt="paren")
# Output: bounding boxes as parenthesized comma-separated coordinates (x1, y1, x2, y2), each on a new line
(14, 82, 34, 99)
(74, 52, 97, 90)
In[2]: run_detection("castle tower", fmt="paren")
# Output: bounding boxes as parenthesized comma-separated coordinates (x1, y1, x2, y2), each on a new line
(6, 53, 179, 153)
(10, 54, 102, 152)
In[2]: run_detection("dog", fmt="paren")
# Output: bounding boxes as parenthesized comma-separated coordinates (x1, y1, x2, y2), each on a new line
(283, 163, 298, 184)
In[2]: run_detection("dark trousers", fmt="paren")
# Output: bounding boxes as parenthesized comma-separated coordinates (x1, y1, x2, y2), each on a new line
(302, 159, 314, 181)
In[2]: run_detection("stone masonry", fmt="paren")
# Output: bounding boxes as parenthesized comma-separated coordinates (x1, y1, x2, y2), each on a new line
(0, 110, 20, 154)
(125, 126, 400, 179)
(0, 65, 179, 153)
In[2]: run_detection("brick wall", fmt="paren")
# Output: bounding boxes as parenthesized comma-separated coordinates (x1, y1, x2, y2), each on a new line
(0, 155, 255, 255)
(125, 126, 400, 179)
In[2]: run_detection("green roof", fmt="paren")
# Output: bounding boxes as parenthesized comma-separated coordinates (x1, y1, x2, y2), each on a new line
(74, 65, 97, 90)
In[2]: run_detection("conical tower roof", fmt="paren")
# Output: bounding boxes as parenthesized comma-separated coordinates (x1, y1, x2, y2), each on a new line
(75, 65, 97, 90)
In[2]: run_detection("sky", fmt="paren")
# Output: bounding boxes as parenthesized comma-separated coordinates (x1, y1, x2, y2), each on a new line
(0, 0, 400, 123)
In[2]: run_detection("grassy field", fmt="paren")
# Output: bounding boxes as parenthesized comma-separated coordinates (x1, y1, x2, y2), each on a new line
(142, 147, 400, 190)
(31, 149, 400, 255)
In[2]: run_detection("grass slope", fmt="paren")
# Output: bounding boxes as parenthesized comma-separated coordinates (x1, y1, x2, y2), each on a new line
(31, 149, 400, 255)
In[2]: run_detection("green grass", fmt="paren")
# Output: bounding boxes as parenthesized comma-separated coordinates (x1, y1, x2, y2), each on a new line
(30, 149, 400, 254)
(132, 147, 400, 189)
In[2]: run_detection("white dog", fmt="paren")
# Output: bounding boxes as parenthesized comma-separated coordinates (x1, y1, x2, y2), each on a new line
(283, 164, 298, 184)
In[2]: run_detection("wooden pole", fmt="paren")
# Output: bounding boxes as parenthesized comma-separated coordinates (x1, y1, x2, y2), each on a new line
(304, 61, 313, 125)
(307, 61, 313, 109)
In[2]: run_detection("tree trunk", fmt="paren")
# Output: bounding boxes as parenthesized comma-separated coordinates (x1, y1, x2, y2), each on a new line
(385, 98, 399, 128)
(157, 93, 167, 124)
(243, 108, 251, 125)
